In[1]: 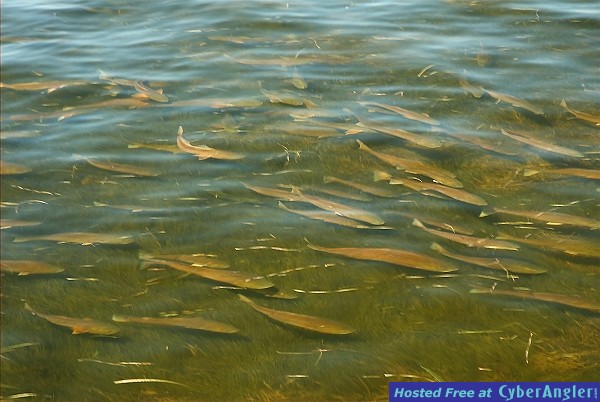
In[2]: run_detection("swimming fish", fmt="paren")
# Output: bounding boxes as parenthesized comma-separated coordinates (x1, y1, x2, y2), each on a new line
(524, 168, 600, 181)
(389, 178, 487, 206)
(469, 288, 600, 313)
(278, 202, 390, 230)
(430, 243, 546, 275)
(355, 117, 442, 149)
(488, 207, 600, 230)
(139, 251, 230, 269)
(357, 140, 462, 188)
(412, 219, 519, 251)
(560, 99, 600, 125)
(87, 159, 160, 177)
(0, 219, 42, 230)
(499, 129, 584, 158)
(238, 295, 355, 335)
(133, 81, 169, 103)
(146, 258, 274, 290)
(25, 304, 119, 335)
(1, 260, 65, 275)
(176, 126, 246, 160)
(13, 231, 135, 245)
(360, 101, 440, 126)
(323, 176, 396, 198)
(112, 314, 239, 334)
(0, 161, 32, 175)
(306, 241, 456, 273)
(484, 89, 544, 115)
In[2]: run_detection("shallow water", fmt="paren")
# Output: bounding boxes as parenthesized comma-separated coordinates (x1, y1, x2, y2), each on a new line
(1, 1, 599, 400)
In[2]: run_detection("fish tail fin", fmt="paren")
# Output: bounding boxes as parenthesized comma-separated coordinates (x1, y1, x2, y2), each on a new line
(478, 208, 496, 218)
(373, 170, 391, 182)
(559, 99, 567, 109)
(356, 139, 367, 150)
(523, 169, 540, 177)
(12, 237, 29, 243)
(412, 218, 425, 229)
(323, 176, 334, 184)
(24, 303, 36, 315)
(111, 314, 126, 322)
(238, 294, 253, 304)
(430, 242, 446, 253)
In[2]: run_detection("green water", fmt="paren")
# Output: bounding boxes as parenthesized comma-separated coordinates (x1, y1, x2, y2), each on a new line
(2, 1, 599, 400)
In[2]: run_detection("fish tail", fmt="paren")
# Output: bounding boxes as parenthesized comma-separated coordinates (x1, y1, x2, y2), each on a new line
(522, 169, 540, 177)
(237, 294, 253, 304)
(24, 303, 36, 315)
(323, 176, 334, 184)
(412, 219, 425, 229)
(478, 208, 496, 218)
(373, 170, 391, 182)
(12, 237, 29, 243)
(559, 99, 567, 109)
(430, 242, 445, 253)
(111, 314, 127, 322)
(356, 139, 368, 150)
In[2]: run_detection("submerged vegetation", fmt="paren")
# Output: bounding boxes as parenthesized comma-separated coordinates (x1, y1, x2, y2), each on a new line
(1, 1, 599, 400)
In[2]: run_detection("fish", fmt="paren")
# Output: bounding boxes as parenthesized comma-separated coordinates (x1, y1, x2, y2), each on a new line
(496, 232, 600, 259)
(323, 176, 396, 198)
(306, 241, 456, 273)
(0, 130, 41, 140)
(111, 314, 239, 334)
(127, 142, 183, 154)
(139, 251, 230, 269)
(0, 80, 88, 92)
(278, 202, 390, 230)
(524, 168, 600, 181)
(13, 232, 135, 245)
(133, 81, 169, 103)
(1, 260, 65, 275)
(238, 295, 355, 335)
(395, 212, 475, 235)
(162, 98, 263, 109)
(0, 161, 32, 175)
(412, 219, 519, 251)
(355, 117, 442, 149)
(146, 258, 274, 290)
(0, 219, 42, 229)
(499, 129, 584, 158)
(87, 159, 160, 177)
(357, 140, 462, 188)
(294, 191, 385, 226)
(458, 78, 484, 98)
(488, 207, 600, 230)
(484, 88, 544, 115)
(389, 178, 487, 206)
(25, 304, 119, 335)
(285, 69, 308, 90)
(242, 182, 306, 201)
(176, 126, 245, 160)
(360, 101, 440, 126)
(260, 88, 315, 108)
(469, 288, 600, 313)
(430, 243, 546, 275)
(560, 99, 600, 125)
(242, 182, 384, 225)
(233, 54, 351, 67)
